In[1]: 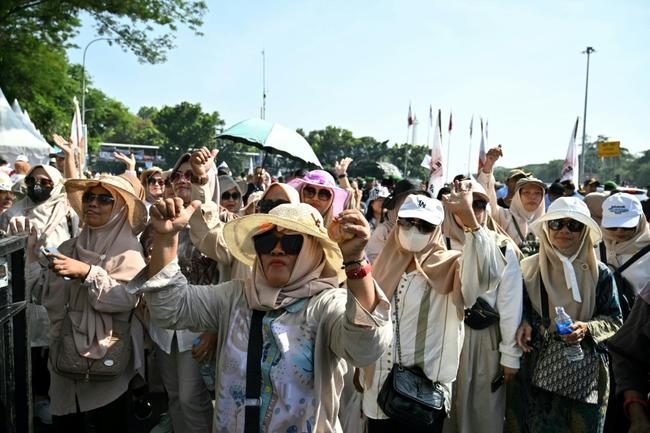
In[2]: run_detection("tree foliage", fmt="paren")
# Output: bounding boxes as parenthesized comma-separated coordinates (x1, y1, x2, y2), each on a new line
(0, 0, 207, 140)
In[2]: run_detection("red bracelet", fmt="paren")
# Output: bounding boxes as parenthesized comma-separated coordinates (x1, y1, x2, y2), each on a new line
(346, 262, 372, 280)
(624, 397, 648, 419)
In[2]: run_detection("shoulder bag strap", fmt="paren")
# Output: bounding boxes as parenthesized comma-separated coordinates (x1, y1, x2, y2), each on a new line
(510, 214, 526, 244)
(539, 276, 550, 329)
(616, 244, 650, 274)
(244, 309, 265, 433)
(599, 242, 607, 263)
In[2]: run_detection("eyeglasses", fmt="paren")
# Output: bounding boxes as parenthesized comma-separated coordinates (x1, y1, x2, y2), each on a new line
(257, 199, 289, 214)
(548, 219, 584, 233)
(221, 191, 241, 201)
(253, 230, 304, 255)
(605, 226, 636, 232)
(25, 177, 54, 188)
(147, 177, 164, 186)
(397, 217, 436, 234)
(170, 170, 192, 183)
(302, 186, 332, 202)
(472, 200, 488, 210)
(82, 192, 115, 205)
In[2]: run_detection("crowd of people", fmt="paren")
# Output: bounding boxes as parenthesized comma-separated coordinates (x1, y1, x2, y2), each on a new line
(1, 141, 649, 433)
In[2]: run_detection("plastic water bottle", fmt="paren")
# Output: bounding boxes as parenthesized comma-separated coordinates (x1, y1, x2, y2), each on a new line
(192, 338, 215, 391)
(554, 307, 584, 362)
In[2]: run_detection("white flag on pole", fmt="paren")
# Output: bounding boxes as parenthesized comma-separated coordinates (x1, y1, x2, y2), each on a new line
(426, 109, 444, 197)
(560, 117, 580, 185)
(70, 97, 85, 173)
(477, 118, 486, 173)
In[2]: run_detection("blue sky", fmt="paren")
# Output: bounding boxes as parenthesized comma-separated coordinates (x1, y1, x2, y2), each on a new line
(67, 0, 650, 177)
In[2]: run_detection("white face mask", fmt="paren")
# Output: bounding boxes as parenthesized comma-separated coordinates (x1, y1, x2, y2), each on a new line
(398, 226, 432, 252)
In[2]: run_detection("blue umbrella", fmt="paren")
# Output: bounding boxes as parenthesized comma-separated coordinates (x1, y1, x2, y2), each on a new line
(218, 118, 322, 167)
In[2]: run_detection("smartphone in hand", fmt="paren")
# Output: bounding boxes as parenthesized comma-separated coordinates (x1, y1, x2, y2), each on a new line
(491, 370, 505, 393)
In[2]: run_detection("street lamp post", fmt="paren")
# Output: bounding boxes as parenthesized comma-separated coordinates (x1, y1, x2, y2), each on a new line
(81, 38, 112, 126)
(580, 46, 596, 180)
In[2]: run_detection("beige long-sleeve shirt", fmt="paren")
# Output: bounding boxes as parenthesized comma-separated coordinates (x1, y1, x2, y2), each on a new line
(127, 260, 392, 433)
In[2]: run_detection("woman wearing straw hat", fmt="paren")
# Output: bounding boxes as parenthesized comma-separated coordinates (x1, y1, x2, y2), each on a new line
(26, 175, 147, 432)
(128, 196, 391, 433)
(478, 146, 547, 257)
(507, 197, 623, 433)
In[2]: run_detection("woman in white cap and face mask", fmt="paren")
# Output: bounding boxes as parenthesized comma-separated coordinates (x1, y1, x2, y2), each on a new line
(510, 197, 622, 433)
(363, 184, 508, 433)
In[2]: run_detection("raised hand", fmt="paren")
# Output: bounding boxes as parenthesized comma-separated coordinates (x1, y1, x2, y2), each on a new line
(335, 157, 353, 177)
(114, 151, 136, 171)
(445, 180, 479, 229)
(332, 209, 370, 262)
(149, 198, 201, 235)
(8, 216, 30, 235)
(483, 145, 503, 173)
(190, 147, 218, 178)
(52, 134, 73, 155)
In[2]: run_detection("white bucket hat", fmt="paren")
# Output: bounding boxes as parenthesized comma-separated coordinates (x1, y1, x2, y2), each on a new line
(531, 196, 601, 245)
(601, 193, 643, 228)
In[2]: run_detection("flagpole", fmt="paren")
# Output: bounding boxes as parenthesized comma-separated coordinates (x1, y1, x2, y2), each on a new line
(445, 132, 452, 183)
(404, 125, 410, 176)
(466, 136, 473, 178)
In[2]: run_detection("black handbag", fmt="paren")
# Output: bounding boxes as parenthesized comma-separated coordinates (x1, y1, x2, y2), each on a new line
(531, 278, 599, 404)
(377, 292, 445, 428)
(464, 297, 500, 330)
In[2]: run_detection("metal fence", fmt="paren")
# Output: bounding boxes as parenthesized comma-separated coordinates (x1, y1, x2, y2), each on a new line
(0, 236, 31, 433)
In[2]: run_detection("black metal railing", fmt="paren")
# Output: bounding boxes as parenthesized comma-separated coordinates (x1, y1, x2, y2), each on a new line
(0, 236, 30, 433)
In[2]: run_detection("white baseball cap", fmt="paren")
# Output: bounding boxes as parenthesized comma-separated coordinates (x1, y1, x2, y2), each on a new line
(15, 155, 28, 162)
(398, 194, 444, 226)
(601, 193, 643, 228)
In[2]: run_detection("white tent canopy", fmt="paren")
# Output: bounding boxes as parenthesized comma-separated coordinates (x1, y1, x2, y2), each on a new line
(11, 99, 49, 144)
(0, 87, 51, 166)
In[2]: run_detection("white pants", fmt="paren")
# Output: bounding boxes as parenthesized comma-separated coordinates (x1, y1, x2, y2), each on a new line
(156, 341, 214, 433)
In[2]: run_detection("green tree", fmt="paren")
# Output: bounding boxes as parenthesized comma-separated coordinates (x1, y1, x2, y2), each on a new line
(0, 0, 207, 139)
(150, 102, 224, 165)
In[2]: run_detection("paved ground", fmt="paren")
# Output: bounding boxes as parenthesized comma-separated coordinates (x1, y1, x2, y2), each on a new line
(34, 391, 169, 433)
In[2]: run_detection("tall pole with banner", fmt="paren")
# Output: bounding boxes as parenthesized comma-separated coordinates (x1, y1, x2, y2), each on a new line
(580, 46, 596, 180)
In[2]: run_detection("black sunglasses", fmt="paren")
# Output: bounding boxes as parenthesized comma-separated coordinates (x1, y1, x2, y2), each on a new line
(170, 170, 192, 183)
(253, 230, 304, 255)
(605, 226, 636, 232)
(548, 219, 584, 233)
(397, 217, 436, 234)
(257, 199, 289, 214)
(472, 200, 488, 210)
(147, 177, 164, 186)
(303, 186, 332, 202)
(221, 191, 241, 201)
(82, 192, 115, 205)
(25, 177, 54, 188)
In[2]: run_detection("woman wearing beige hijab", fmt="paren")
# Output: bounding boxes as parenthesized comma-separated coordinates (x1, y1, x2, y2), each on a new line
(1, 164, 78, 425)
(27, 175, 147, 432)
(441, 181, 522, 433)
(363, 190, 507, 433)
(508, 197, 622, 433)
(128, 197, 391, 433)
(477, 146, 546, 256)
(600, 193, 650, 299)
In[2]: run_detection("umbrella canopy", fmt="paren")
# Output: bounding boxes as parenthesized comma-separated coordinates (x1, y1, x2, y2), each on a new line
(218, 118, 322, 168)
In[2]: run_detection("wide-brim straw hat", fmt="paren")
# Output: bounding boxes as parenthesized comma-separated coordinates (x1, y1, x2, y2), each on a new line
(65, 175, 148, 234)
(530, 196, 601, 245)
(223, 202, 345, 282)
